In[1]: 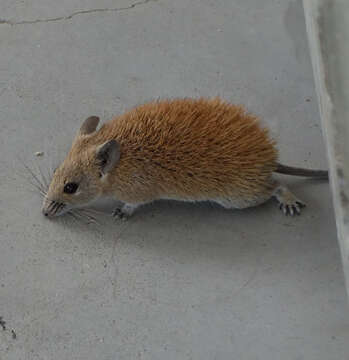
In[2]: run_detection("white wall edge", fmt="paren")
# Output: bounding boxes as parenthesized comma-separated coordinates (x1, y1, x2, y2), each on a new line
(303, 0, 349, 299)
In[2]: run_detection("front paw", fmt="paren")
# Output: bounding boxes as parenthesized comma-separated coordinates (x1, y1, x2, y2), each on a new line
(112, 207, 128, 221)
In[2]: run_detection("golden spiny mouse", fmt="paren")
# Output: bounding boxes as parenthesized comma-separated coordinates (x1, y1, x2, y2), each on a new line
(42, 97, 327, 219)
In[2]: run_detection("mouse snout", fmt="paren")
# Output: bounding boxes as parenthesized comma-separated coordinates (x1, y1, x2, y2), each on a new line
(42, 208, 52, 217)
(42, 199, 66, 218)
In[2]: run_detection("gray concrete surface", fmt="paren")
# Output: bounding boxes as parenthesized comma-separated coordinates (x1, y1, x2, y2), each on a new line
(0, 0, 348, 359)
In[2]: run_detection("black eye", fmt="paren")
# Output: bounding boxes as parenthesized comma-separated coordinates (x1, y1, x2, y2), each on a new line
(64, 182, 78, 194)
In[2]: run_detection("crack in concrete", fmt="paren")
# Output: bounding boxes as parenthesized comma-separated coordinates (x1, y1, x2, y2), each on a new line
(0, 0, 155, 26)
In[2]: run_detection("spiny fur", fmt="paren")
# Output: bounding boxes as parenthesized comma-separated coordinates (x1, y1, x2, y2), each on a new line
(77, 97, 279, 205)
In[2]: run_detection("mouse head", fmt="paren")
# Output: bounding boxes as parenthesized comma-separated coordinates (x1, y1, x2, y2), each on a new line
(42, 116, 120, 218)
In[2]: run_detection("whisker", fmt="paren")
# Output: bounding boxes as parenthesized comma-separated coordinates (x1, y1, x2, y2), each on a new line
(23, 176, 47, 198)
(73, 209, 99, 225)
(26, 178, 46, 194)
(69, 210, 92, 225)
(27, 187, 46, 198)
(86, 208, 107, 214)
(78, 208, 101, 217)
(55, 203, 65, 215)
(67, 211, 84, 225)
(17, 168, 46, 195)
(48, 150, 55, 178)
(47, 201, 60, 216)
(47, 167, 53, 185)
(80, 208, 109, 217)
(47, 201, 56, 212)
(52, 202, 65, 215)
(39, 165, 49, 189)
(18, 159, 47, 194)
(78, 213, 98, 225)
(79, 208, 103, 222)
(46, 158, 55, 187)
(37, 189, 47, 198)
(83, 214, 99, 224)
(33, 161, 49, 189)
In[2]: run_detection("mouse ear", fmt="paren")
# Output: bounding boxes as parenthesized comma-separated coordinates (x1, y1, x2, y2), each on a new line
(96, 140, 120, 175)
(79, 116, 100, 135)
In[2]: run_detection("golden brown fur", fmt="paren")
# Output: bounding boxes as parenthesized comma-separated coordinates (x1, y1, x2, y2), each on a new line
(91, 97, 278, 205)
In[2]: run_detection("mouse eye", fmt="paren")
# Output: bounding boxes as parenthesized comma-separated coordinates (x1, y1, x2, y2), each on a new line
(64, 182, 79, 194)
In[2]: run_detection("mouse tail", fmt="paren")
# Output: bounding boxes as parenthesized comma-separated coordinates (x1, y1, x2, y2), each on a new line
(275, 163, 328, 180)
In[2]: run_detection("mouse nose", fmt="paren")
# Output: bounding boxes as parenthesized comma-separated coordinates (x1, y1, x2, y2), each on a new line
(42, 197, 54, 218)
(42, 205, 51, 217)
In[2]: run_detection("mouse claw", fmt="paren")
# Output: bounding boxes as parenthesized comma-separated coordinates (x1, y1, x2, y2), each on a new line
(112, 208, 128, 221)
(274, 185, 306, 216)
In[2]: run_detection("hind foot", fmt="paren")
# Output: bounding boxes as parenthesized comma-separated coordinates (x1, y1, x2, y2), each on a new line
(273, 185, 306, 216)
(112, 203, 139, 220)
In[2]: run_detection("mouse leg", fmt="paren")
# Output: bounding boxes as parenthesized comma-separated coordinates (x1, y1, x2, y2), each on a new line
(214, 181, 305, 216)
(113, 203, 140, 220)
(272, 183, 306, 216)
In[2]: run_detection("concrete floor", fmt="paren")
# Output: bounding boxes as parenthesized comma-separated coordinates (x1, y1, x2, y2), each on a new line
(0, 0, 348, 359)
